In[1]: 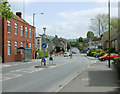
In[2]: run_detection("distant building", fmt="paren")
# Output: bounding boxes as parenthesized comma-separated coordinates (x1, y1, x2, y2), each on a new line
(52, 35, 67, 51)
(46, 39, 55, 54)
(36, 36, 55, 54)
(88, 37, 101, 50)
(36, 37, 42, 51)
(2, 12, 36, 63)
(101, 28, 120, 52)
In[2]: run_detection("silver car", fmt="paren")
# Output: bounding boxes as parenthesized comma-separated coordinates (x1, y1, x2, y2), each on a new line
(64, 52, 70, 57)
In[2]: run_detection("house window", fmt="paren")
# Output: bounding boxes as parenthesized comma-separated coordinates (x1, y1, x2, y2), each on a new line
(29, 29, 31, 38)
(33, 30, 34, 39)
(21, 42, 23, 54)
(26, 43, 28, 48)
(21, 26, 23, 36)
(15, 42, 18, 55)
(29, 43, 31, 48)
(15, 23, 18, 35)
(7, 21, 10, 33)
(25, 27, 28, 37)
(7, 41, 11, 55)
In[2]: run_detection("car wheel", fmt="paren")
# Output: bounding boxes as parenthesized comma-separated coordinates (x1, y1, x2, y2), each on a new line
(102, 58, 106, 61)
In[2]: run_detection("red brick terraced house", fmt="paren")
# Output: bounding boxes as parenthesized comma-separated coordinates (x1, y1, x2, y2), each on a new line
(2, 12, 36, 63)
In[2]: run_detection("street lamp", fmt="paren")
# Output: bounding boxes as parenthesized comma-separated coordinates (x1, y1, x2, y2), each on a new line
(43, 27, 46, 66)
(33, 12, 44, 59)
(108, 0, 111, 68)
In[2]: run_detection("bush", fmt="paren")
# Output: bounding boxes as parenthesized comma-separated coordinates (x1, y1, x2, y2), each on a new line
(36, 50, 48, 59)
(45, 51, 48, 57)
(96, 49, 102, 53)
(39, 51, 44, 58)
(100, 51, 106, 56)
(90, 52, 96, 56)
(110, 47, 115, 53)
(114, 57, 120, 61)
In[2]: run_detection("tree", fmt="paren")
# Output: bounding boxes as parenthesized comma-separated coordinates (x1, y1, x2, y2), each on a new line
(90, 14, 108, 36)
(78, 37, 83, 42)
(110, 17, 120, 29)
(0, 0, 14, 20)
(87, 31, 94, 39)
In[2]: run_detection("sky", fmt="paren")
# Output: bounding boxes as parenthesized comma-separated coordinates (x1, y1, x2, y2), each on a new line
(8, 0, 119, 39)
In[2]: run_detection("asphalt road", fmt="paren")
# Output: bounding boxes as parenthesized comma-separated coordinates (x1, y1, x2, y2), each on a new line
(2, 48, 94, 92)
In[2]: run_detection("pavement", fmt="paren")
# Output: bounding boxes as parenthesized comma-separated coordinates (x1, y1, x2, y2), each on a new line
(58, 56, 119, 93)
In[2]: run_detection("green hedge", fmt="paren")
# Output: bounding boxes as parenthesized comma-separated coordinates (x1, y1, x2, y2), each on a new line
(99, 51, 106, 57)
(96, 49, 102, 53)
(45, 51, 48, 57)
(114, 57, 120, 61)
(88, 49, 107, 57)
(90, 52, 96, 56)
(36, 50, 48, 59)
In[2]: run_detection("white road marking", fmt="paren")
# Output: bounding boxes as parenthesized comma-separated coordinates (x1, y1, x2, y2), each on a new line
(55, 71, 82, 92)
(2, 62, 67, 81)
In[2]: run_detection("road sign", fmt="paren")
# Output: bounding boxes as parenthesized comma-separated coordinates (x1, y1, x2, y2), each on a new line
(41, 58, 46, 62)
(42, 43, 47, 48)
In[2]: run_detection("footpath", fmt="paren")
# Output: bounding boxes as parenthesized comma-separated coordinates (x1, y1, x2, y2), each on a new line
(58, 56, 119, 93)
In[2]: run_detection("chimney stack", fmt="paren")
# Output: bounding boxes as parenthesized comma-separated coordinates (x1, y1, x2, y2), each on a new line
(16, 12, 22, 18)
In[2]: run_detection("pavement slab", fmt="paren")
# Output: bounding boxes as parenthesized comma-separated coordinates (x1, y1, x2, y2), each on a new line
(59, 61, 119, 93)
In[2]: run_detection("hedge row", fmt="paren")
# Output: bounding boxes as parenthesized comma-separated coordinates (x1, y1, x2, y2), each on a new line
(87, 49, 106, 57)
(36, 50, 48, 59)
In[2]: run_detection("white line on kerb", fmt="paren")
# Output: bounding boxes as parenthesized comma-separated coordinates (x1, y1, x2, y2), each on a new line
(55, 71, 81, 92)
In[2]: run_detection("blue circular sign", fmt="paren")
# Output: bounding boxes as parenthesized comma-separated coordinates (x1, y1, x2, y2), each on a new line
(42, 43, 47, 48)
(41, 58, 46, 62)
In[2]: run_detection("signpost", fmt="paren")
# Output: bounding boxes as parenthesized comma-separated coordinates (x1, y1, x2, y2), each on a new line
(42, 43, 47, 49)
(41, 58, 46, 63)
(41, 43, 47, 66)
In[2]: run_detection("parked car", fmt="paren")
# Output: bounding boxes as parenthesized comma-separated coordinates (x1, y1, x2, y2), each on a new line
(64, 52, 70, 57)
(98, 53, 119, 61)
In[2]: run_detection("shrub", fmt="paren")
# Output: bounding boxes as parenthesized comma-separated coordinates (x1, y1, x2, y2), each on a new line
(88, 50, 95, 56)
(45, 51, 48, 57)
(39, 51, 44, 58)
(90, 52, 96, 56)
(36, 50, 47, 59)
(119, 52, 120, 56)
(110, 47, 115, 53)
(114, 57, 120, 61)
(96, 49, 102, 53)
(100, 51, 106, 56)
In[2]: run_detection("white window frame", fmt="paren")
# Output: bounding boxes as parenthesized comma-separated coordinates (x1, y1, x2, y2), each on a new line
(7, 41, 11, 55)
(25, 27, 28, 37)
(15, 41, 18, 55)
(21, 26, 23, 36)
(7, 21, 11, 33)
(29, 43, 31, 48)
(21, 42, 23, 54)
(15, 23, 18, 35)
(29, 29, 31, 38)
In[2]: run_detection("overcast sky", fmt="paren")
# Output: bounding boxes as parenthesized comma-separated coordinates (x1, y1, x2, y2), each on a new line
(8, 0, 119, 39)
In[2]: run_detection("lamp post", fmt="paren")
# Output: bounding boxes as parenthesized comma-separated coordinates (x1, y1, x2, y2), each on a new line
(33, 12, 44, 59)
(43, 27, 46, 66)
(108, 0, 111, 68)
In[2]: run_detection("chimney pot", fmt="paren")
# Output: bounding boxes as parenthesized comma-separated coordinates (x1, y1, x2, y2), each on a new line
(16, 12, 22, 18)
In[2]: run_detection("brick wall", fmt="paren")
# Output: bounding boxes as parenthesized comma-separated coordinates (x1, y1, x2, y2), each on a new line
(3, 18, 35, 63)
